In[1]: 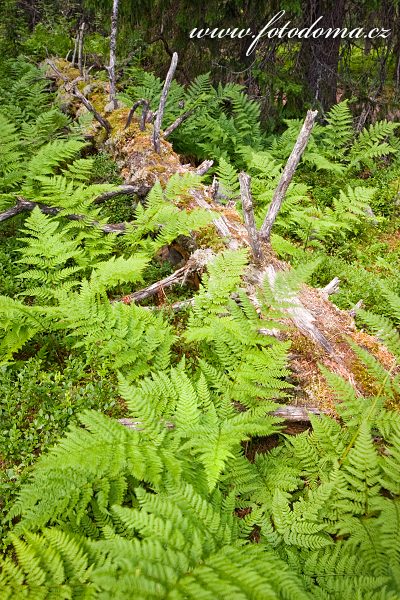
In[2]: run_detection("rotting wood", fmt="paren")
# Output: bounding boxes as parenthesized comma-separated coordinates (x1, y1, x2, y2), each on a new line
(117, 405, 324, 431)
(239, 172, 263, 263)
(320, 277, 341, 296)
(189, 188, 241, 250)
(94, 184, 151, 203)
(264, 264, 334, 354)
(153, 52, 178, 153)
(348, 299, 363, 317)
(39, 60, 400, 405)
(260, 109, 318, 242)
(195, 160, 214, 176)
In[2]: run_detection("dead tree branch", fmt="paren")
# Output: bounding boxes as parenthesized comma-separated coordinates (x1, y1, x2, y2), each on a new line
(195, 160, 214, 176)
(118, 249, 215, 304)
(77, 22, 85, 77)
(153, 52, 178, 153)
(348, 299, 363, 317)
(108, 0, 119, 109)
(265, 264, 333, 354)
(164, 107, 196, 138)
(94, 184, 150, 203)
(189, 189, 240, 250)
(319, 277, 340, 296)
(47, 60, 112, 135)
(239, 172, 263, 263)
(72, 86, 112, 134)
(260, 109, 318, 242)
(71, 28, 79, 67)
(0, 198, 126, 233)
(125, 99, 150, 131)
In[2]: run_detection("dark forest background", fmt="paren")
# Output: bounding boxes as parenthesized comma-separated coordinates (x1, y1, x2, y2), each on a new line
(1, 0, 399, 128)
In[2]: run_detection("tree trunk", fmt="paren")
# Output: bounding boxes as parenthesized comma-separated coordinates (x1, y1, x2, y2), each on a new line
(298, 0, 346, 111)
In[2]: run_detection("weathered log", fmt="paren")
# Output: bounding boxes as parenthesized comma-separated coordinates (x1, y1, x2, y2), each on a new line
(239, 172, 263, 263)
(117, 405, 324, 431)
(153, 52, 178, 153)
(189, 188, 241, 250)
(260, 110, 318, 242)
(264, 264, 333, 354)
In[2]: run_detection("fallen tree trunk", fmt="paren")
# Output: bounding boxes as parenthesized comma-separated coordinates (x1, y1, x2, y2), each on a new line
(42, 59, 397, 413)
(118, 405, 325, 432)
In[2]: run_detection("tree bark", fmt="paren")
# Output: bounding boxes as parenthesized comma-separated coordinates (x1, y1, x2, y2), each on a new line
(77, 21, 85, 77)
(259, 110, 318, 242)
(239, 172, 263, 263)
(153, 52, 178, 153)
(108, 0, 119, 109)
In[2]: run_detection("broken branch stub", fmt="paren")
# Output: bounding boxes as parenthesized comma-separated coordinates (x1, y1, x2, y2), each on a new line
(153, 52, 178, 153)
(125, 99, 150, 131)
(238, 172, 263, 263)
(260, 109, 318, 242)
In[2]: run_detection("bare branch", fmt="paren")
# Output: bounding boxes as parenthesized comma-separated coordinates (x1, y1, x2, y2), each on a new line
(108, 0, 119, 109)
(124, 99, 150, 131)
(348, 299, 363, 317)
(239, 172, 263, 263)
(121, 266, 186, 303)
(0, 198, 126, 233)
(93, 184, 150, 203)
(47, 60, 112, 135)
(260, 109, 318, 242)
(72, 86, 112, 134)
(118, 249, 215, 304)
(153, 52, 178, 153)
(71, 29, 79, 67)
(77, 22, 85, 77)
(189, 188, 240, 250)
(0, 200, 27, 222)
(164, 107, 196, 138)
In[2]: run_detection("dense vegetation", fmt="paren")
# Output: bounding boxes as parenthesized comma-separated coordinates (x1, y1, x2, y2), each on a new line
(1, 1, 400, 597)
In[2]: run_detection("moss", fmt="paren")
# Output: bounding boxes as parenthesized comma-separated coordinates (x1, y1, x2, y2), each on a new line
(194, 224, 225, 252)
(348, 357, 380, 397)
(53, 58, 80, 81)
(290, 331, 322, 362)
